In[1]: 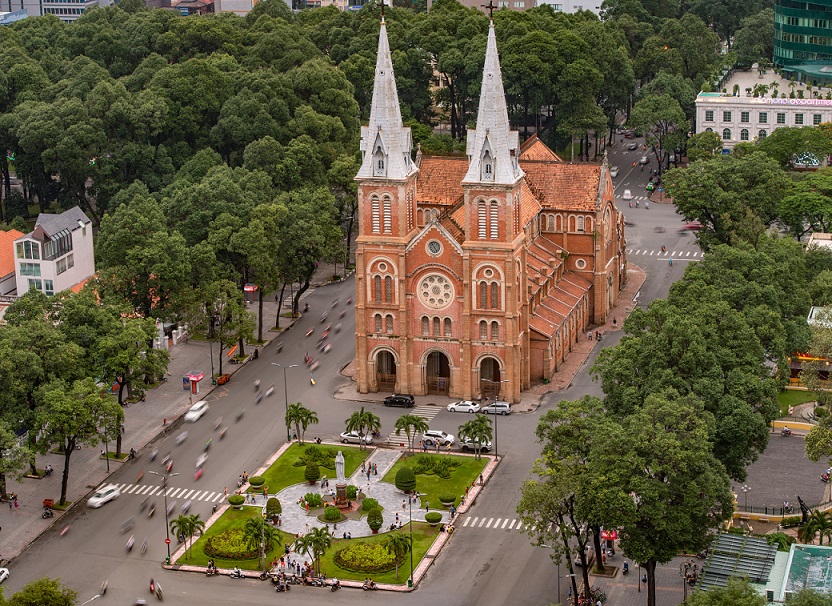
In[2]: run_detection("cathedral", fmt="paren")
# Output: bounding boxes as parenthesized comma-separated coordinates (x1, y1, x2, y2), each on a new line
(354, 18, 626, 403)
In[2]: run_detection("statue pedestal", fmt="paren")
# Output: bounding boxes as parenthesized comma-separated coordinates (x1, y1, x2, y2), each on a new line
(335, 483, 348, 509)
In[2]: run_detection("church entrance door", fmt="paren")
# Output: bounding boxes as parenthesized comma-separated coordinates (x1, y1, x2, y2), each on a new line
(426, 351, 450, 395)
(480, 357, 501, 400)
(376, 350, 396, 392)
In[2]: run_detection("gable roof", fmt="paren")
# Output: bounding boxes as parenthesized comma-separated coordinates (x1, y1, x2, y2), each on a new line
(416, 156, 468, 206)
(519, 134, 563, 162)
(522, 162, 600, 212)
(30, 206, 90, 240)
(0, 229, 24, 277)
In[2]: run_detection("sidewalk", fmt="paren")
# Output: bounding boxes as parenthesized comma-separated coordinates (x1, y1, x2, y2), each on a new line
(0, 262, 346, 566)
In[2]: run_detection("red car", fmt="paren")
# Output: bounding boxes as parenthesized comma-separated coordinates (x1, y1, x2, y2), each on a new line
(679, 221, 703, 231)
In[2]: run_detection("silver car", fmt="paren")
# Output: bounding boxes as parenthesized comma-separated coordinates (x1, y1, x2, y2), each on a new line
(447, 400, 480, 413)
(481, 401, 512, 416)
(423, 430, 455, 447)
(340, 431, 373, 445)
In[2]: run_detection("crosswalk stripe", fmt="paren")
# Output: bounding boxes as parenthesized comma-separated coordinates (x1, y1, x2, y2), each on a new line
(213, 493, 224, 503)
(501, 519, 509, 529)
(125, 485, 138, 494)
(165, 487, 174, 497)
(477, 517, 487, 528)
(517, 522, 523, 531)
(485, 518, 493, 528)
(197, 491, 210, 500)
(463, 517, 472, 527)
(183, 489, 195, 500)
(508, 519, 516, 529)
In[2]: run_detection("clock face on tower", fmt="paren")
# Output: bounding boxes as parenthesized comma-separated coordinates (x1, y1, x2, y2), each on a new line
(418, 274, 454, 309)
(427, 240, 442, 256)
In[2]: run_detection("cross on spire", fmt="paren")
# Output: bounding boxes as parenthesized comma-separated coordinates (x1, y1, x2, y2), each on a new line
(482, 0, 496, 19)
(380, 0, 386, 20)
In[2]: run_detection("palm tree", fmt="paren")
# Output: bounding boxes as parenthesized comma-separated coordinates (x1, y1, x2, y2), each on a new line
(345, 406, 381, 451)
(285, 402, 319, 444)
(385, 532, 412, 580)
(244, 516, 280, 570)
(394, 414, 429, 452)
(295, 526, 333, 575)
(458, 414, 493, 459)
(170, 513, 205, 558)
(801, 512, 832, 545)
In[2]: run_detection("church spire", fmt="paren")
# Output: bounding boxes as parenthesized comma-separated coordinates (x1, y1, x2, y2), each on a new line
(463, 21, 522, 186)
(356, 17, 415, 181)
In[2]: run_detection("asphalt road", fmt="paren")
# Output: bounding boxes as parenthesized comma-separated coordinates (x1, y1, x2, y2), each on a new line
(3, 138, 685, 605)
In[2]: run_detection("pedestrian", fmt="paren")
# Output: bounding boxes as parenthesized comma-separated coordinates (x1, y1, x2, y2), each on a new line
(373, 463, 378, 475)
(596, 331, 601, 340)
(367, 470, 371, 482)
(423, 441, 428, 452)
(450, 505, 456, 517)
(223, 487, 228, 497)
(395, 513, 400, 524)
(425, 501, 429, 512)
(305, 503, 309, 514)
(402, 500, 406, 511)
(305, 523, 309, 534)
(479, 473, 483, 485)
(612, 318, 617, 327)
(465, 486, 469, 496)
(361, 462, 365, 473)
(418, 441, 423, 451)
(446, 443, 451, 454)
(435, 441, 440, 453)
(7, 500, 11, 511)
(13, 498, 18, 510)
(366, 482, 371, 493)
(588, 331, 592, 341)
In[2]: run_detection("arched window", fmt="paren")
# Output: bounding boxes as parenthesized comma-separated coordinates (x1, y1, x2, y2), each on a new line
(374, 314, 382, 333)
(384, 276, 393, 303)
(705, 127, 713, 132)
(740, 128, 749, 141)
(576, 216, 585, 232)
(490, 282, 499, 309)
(478, 201, 487, 238)
(433, 317, 440, 336)
(759, 129, 767, 139)
(385, 314, 393, 334)
(479, 281, 488, 309)
(371, 197, 380, 234)
(383, 196, 392, 233)
(491, 321, 499, 339)
(421, 316, 429, 336)
(373, 275, 382, 302)
(547, 214, 555, 231)
(586, 217, 593, 232)
(722, 128, 731, 140)
(479, 320, 488, 340)
(373, 145, 385, 177)
(482, 150, 493, 181)
(444, 318, 452, 336)
(489, 201, 498, 239)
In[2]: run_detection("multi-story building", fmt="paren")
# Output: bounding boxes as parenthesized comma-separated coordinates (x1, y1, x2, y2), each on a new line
(535, 0, 601, 14)
(695, 69, 832, 151)
(1, 0, 111, 22)
(354, 18, 626, 403)
(0, 229, 23, 296)
(13, 206, 94, 298)
(774, 0, 832, 86)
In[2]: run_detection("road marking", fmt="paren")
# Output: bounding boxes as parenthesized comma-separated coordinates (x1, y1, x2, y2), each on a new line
(183, 489, 195, 500)
(517, 522, 523, 531)
(462, 517, 472, 527)
(385, 405, 442, 445)
(508, 519, 516, 529)
(501, 519, 509, 529)
(485, 518, 494, 528)
(126, 485, 141, 494)
(213, 493, 225, 502)
(477, 517, 487, 528)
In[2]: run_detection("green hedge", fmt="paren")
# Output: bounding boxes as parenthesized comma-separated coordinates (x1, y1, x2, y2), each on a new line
(425, 512, 442, 524)
(324, 506, 342, 522)
(438, 493, 456, 504)
(248, 475, 265, 487)
(333, 542, 401, 574)
(367, 507, 384, 531)
(293, 445, 336, 470)
(346, 485, 358, 500)
(228, 495, 245, 506)
(362, 498, 380, 512)
(266, 497, 282, 515)
(303, 493, 323, 508)
(395, 467, 416, 493)
(204, 529, 272, 560)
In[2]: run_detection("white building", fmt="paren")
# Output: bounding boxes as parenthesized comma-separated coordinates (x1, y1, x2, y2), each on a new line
(14, 206, 94, 297)
(535, 0, 601, 14)
(695, 70, 832, 150)
(1, 0, 111, 22)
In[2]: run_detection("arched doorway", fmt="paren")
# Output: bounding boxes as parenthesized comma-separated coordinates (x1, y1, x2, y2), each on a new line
(480, 357, 501, 399)
(376, 350, 396, 392)
(426, 351, 450, 395)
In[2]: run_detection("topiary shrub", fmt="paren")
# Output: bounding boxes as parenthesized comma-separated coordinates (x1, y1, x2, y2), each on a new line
(334, 542, 400, 573)
(228, 495, 245, 508)
(204, 528, 271, 560)
(433, 458, 453, 479)
(395, 467, 416, 493)
(367, 507, 384, 533)
(346, 485, 358, 500)
(362, 498, 380, 512)
(248, 475, 265, 487)
(439, 493, 456, 506)
(305, 462, 320, 484)
(266, 497, 282, 515)
(425, 512, 442, 526)
(323, 506, 342, 522)
(413, 455, 433, 475)
(293, 445, 336, 470)
(303, 493, 323, 508)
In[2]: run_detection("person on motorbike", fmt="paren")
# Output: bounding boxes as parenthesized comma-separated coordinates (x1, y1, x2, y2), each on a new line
(127, 535, 135, 551)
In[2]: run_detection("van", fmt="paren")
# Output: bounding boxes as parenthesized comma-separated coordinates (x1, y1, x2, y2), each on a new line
(481, 401, 512, 415)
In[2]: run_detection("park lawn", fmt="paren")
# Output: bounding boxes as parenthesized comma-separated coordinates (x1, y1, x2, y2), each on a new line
(777, 389, 819, 416)
(176, 506, 295, 571)
(382, 452, 488, 509)
(252, 442, 369, 494)
(317, 522, 439, 584)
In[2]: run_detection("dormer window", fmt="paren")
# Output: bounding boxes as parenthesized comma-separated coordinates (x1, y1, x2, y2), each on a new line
(482, 150, 493, 181)
(373, 138, 387, 177)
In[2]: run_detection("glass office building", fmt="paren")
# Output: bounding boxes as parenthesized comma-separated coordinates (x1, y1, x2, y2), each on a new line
(774, 0, 832, 85)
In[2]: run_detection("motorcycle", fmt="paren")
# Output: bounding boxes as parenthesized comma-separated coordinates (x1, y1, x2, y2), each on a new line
(219, 427, 227, 440)
(182, 499, 192, 513)
(235, 409, 245, 422)
(330, 579, 341, 592)
(275, 583, 291, 592)
(303, 303, 309, 313)
(203, 439, 212, 452)
(141, 537, 148, 555)
(155, 583, 163, 601)
(165, 460, 173, 473)
(214, 418, 223, 430)
(206, 567, 219, 577)
(781, 427, 793, 437)
(623, 562, 629, 575)
(42, 507, 54, 519)
(276, 342, 284, 353)
(149, 448, 158, 461)
(230, 569, 245, 579)
(148, 502, 156, 517)
(101, 580, 108, 595)
(822, 472, 829, 483)
(161, 452, 171, 467)
(175, 431, 188, 445)
(363, 580, 378, 590)
(126, 535, 135, 552)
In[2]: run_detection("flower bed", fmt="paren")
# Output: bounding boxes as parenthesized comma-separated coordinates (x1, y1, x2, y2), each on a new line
(204, 529, 273, 560)
(333, 542, 402, 574)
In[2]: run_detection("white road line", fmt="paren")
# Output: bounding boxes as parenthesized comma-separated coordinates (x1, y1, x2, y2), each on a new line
(485, 518, 494, 528)
(213, 493, 224, 503)
(143, 486, 157, 496)
(477, 517, 487, 528)
(183, 490, 195, 500)
(516, 522, 523, 531)
(501, 519, 510, 529)
(463, 517, 472, 527)
(508, 519, 516, 529)
(686, 251, 691, 257)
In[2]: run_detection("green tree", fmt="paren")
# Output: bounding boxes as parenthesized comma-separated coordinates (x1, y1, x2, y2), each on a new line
(685, 130, 723, 163)
(780, 169, 832, 239)
(394, 414, 429, 452)
(6, 577, 77, 606)
(801, 511, 832, 545)
(170, 513, 205, 558)
(285, 402, 318, 444)
(243, 515, 279, 570)
(787, 589, 832, 606)
(0, 422, 31, 500)
(759, 126, 832, 170)
(394, 467, 416, 493)
(457, 414, 493, 460)
(385, 532, 412, 580)
(629, 93, 688, 173)
(685, 577, 766, 606)
(294, 525, 332, 575)
(733, 9, 775, 65)
(35, 378, 124, 506)
(344, 406, 381, 451)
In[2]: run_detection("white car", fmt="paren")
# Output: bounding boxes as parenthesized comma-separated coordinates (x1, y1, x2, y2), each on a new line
(0, 568, 8, 583)
(340, 431, 373, 445)
(609, 166, 619, 178)
(459, 438, 492, 452)
(622, 189, 633, 200)
(447, 400, 480, 413)
(87, 484, 120, 508)
(184, 400, 209, 422)
(196, 453, 208, 468)
(481, 401, 512, 415)
(639, 155, 649, 165)
(423, 430, 455, 447)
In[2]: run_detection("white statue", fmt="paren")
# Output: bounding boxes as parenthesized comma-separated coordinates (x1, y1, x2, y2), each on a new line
(335, 451, 345, 482)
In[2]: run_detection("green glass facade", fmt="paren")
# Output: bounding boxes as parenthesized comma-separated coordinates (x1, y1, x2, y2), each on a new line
(774, 0, 832, 84)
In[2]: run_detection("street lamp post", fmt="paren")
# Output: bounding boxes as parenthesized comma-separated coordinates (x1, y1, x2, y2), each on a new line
(271, 363, 298, 442)
(680, 560, 698, 603)
(482, 379, 509, 459)
(408, 494, 414, 588)
(149, 470, 179, 564)
(742, 484, 751, 512)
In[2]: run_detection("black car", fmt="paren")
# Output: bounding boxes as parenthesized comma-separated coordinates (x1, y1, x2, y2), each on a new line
(383, 394, 415, 408)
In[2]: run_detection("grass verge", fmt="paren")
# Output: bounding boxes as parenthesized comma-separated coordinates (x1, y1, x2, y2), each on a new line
(382, 452, 488, 508)
(175, 507, 295, 570)
(317, 522, 439, 584)
(252, 442, 369, 495)
(777, 389, 819, 416)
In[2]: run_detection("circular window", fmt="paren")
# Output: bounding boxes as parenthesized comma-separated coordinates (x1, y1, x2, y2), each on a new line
(575, 259, 587, 270)
(427, 241, 442, 256)
(418, 274, 454, 309)
(484, 268, 493, 278)
(378, 262, 387, 272)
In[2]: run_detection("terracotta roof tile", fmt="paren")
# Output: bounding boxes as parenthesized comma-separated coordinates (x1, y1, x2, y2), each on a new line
(69, 277, 92, 294)
(522, 162, 600, 212)
(562, 271, 592, 290)
(530, 315, 557, 338)
(0, 230, 24, 277)
(519, 134, 563, 162)
(519, 181, 541, 228)
(417, 156, 468, 206)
